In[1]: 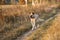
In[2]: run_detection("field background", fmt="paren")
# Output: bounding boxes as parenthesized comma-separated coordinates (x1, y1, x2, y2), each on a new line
(0, 1, 60, 40)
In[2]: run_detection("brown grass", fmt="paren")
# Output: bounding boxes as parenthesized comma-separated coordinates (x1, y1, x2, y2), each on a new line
(0, 4, 60, 40)
(24, 13, 60, 40)
(42, 14, 60, 40)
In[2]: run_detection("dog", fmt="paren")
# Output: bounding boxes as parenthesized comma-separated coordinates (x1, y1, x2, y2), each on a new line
(29, 12, 44, 30)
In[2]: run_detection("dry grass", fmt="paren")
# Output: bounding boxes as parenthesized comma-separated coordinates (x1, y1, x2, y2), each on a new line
(0, 4, 60, 40)
(0, 22, 31, 40)
(23, 14, 54, 40)
(41, 14, 60, 40)
(24, 13, 60, 40)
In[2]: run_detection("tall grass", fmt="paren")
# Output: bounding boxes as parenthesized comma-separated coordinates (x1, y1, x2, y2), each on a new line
(0, 4, 60, 40)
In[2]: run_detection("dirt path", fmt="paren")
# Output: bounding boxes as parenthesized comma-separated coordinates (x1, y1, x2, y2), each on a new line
(16, 12, 59, 40)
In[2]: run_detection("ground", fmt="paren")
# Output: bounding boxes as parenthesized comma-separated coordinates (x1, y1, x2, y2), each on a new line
(0, 4, 60, 40)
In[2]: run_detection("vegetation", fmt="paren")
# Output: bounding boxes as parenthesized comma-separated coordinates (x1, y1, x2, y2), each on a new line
(0, 0, 60, 5)
(24, 17, 54, 40)
(0, 2, 60, 40)
(24, 12, 60, 40)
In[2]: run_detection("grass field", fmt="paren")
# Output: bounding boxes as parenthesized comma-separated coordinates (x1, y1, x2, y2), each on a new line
(0, 4, 60, 40)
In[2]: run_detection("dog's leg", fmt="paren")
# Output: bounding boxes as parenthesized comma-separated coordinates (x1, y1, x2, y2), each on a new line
(31, 22, 35, 30)
(31, 19, 35, 30)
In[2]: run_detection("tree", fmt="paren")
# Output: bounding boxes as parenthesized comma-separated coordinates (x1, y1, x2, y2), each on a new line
(0, 0, 2, 5)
